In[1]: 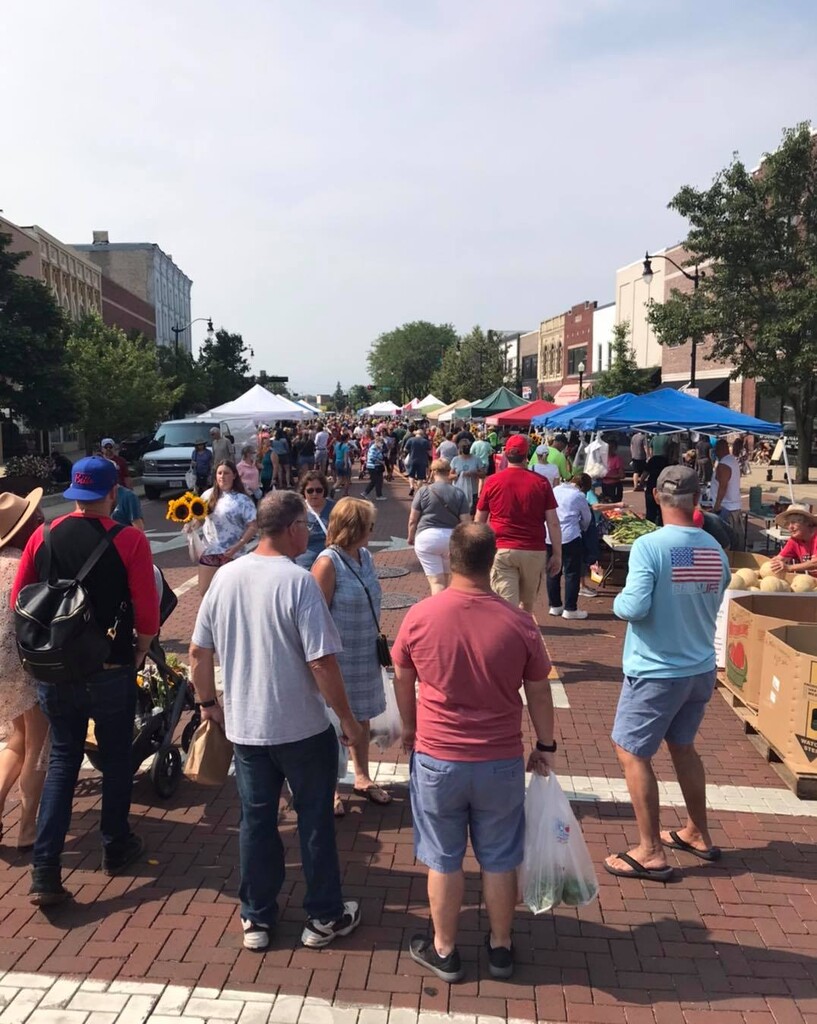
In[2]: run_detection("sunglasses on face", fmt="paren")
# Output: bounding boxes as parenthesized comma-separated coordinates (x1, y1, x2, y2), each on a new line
(305, 487, 324, 494)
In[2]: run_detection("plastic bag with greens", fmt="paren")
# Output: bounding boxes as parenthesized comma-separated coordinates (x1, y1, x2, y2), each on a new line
(520, 774, 599, 914)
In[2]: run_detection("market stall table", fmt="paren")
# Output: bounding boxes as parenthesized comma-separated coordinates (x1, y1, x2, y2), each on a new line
(600, 533, 633, 587)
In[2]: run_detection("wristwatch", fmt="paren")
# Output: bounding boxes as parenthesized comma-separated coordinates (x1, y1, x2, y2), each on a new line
(536, 740, 558, 753)
(197, 698, 218, 709)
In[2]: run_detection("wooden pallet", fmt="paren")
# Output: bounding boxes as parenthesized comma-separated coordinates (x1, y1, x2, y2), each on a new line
(716, 677, 817, 800)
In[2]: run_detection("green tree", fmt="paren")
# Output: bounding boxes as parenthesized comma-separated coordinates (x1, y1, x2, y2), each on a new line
(0, 231, 78, 430)
(156, 346, 211, 415)
(66, 314, 182, 447)
(367, 321, 458, 403)
(431, 325, 507, 403)
(647, 122, 817, 482)
(347, 384, 370, 410)
(330, 381, 347, 410)
(592, 322, 656, 398)
(198, 328, 254, 407)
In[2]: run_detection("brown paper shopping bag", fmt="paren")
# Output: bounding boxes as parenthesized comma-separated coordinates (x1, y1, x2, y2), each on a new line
(183, 719, 233, 785)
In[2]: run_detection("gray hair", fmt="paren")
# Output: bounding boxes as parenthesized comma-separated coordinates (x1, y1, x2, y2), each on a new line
(257, 491, 306, 536)
(658, 492, 696, 511)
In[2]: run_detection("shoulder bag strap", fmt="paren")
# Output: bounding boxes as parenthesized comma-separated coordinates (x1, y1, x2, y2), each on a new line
(307, 507, 328, 535)
(332, 546, 381, 631)
(428, 483, 461, 525)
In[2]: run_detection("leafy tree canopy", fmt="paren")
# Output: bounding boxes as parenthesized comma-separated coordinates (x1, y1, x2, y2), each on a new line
(592, 322, 656, 398)
(347, 384, 370, 410)
(67, 314, 182, 448)
(0, 231, 78, 429)
(647, 122, 817, 481)
(330, 381, 347, 410)
(198, 328, 254, 407)
(156, 346, 211, 415)
(431, 326, 508, 404)
(367, 321, 458, 403)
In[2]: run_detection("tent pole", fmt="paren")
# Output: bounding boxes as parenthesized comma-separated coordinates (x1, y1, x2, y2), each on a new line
(781, 437, 795, 502)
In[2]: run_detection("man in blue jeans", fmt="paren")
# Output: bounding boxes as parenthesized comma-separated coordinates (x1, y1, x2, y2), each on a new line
(190, 491, 363, 952)
(604, 466, 730, 882)
(11, 457, 159, 905)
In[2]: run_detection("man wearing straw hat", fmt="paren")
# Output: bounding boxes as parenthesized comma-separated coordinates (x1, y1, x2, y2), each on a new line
(769, 504, 817, 577)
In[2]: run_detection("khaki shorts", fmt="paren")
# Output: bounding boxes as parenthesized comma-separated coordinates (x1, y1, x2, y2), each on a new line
(491, 548, 548, 612)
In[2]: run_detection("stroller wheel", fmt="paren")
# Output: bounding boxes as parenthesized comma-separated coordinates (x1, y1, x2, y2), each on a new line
(151, 747, 182, 799)
(181, 713, 200, 753)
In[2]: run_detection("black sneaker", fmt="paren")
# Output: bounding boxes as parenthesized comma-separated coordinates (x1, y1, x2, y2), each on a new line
(408, 935, 464, 984)
(242, 918, 271, 951)
(29, 868, 70, 907)
(301, 900, 361, 948)
(485, 934, 514, 979)
(102, 833, 145, 876)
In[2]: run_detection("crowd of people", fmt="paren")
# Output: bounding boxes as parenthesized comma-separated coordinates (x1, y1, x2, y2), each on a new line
(2, 409, 817, 985)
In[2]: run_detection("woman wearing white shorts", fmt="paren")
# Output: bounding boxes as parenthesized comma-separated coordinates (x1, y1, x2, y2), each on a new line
(407, 459, 472, 594)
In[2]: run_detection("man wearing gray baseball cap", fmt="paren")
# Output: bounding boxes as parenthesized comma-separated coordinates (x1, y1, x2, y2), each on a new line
(604, 465, 730, 882)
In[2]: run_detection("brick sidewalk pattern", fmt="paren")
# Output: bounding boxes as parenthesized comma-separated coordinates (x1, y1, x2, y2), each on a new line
(1, 478, 816, 1024)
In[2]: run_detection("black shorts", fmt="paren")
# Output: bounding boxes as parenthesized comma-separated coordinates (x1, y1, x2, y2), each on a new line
(631, 459, 646, 474)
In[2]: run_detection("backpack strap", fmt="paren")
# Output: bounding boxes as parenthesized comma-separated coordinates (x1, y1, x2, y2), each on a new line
(75, 523, 125, 584)
(42, 525, 54, 583)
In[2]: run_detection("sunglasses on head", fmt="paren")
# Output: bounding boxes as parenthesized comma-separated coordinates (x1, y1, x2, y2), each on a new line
(305, 487, 324, 494)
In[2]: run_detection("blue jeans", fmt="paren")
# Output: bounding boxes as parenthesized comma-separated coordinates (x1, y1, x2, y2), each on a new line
(35, 666, 136, 868)
(546, 537, 583, 611)
(233, 725, 343, 927)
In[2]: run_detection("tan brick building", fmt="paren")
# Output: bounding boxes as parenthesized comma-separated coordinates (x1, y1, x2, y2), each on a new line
(538, 313, 565, 398)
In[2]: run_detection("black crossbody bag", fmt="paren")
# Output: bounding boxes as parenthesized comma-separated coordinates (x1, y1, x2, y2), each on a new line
(333, 546, 392, 668)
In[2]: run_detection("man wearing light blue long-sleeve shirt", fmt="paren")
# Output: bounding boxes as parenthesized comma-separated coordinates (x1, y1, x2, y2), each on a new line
(604, 466, 729, 884)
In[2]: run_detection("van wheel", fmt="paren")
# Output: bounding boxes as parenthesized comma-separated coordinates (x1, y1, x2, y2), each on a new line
(144, 485, 162, 500)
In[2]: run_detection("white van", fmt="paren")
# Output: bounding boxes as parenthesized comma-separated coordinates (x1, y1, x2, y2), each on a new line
(141, 418, 232, 500)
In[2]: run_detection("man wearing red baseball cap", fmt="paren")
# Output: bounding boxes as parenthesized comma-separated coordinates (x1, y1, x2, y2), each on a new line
(475, 434, 562, 616)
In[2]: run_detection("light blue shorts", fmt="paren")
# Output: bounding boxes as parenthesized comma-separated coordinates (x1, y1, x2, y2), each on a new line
(409, 752, 525, 874)
(611, 670, 716, 759)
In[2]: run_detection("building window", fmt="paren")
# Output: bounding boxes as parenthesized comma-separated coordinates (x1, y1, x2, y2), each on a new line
(597, 343, 603, 372)
(568, 346, 587, 376)
(521, 354, 538, 379)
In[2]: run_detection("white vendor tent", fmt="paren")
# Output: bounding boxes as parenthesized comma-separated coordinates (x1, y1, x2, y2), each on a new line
(207, 384, 310, 422)
(365, 400, 401, 416)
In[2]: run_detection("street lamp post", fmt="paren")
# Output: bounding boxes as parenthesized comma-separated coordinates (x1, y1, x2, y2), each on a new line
(577, 360, 585, 399)
(642, 252, 703, 388)
(170, 318, 213, 417)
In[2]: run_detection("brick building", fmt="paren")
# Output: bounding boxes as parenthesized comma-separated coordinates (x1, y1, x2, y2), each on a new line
(100, 276, 156, 340)
(560, 300, 597, 403)
(519, 330, 539, 401)
(538, 313, 565, 399)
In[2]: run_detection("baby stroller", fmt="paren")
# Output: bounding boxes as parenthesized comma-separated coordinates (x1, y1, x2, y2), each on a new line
(84, 567, 200, 799)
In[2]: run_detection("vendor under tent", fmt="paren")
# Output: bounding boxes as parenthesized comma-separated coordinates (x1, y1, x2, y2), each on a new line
(432, 399, 474, 423)
(468, 386, 528, 416)
(485, 398, 559, 427)
(207, 383, 310, 422)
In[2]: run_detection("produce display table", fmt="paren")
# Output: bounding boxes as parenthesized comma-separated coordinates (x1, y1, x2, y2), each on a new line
(600, 534, 632, 586)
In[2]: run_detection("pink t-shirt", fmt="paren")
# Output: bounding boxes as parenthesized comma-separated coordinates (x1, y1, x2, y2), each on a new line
(237, 460, 260, 492)
(392, 588, 551, 761)
(603, 453, 623, 484)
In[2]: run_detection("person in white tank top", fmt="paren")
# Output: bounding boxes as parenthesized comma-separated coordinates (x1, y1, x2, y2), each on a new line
(712, 439, 743, 546)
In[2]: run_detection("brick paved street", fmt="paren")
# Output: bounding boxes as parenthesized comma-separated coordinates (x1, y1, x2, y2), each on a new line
(2, 478, 817, 1024)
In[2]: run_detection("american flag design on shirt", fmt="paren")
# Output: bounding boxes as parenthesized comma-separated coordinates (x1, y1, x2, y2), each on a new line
(670, 546, 725, 594)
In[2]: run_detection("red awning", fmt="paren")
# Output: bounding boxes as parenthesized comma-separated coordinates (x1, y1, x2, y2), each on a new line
(553, 384, 582, 406)
(489, 399, 559, 426)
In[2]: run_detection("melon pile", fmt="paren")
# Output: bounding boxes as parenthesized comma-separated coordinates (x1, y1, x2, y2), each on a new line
(727, 561, 817, 593)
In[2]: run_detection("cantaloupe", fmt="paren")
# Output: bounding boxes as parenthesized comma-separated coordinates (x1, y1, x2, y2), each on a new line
(728, 572, 749, 590)
(791, 574, 817, 593)
(750, 586, 761, 591)
(735, 568, 759, 587)
(759, 576, 791, 593)
(759, 560, 788, 579)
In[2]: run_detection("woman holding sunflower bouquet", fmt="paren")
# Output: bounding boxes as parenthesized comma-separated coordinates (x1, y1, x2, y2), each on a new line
(170, 461, 257, 596)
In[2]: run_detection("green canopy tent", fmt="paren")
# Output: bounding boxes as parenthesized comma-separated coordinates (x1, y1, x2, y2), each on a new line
(468, 386, 527, 417)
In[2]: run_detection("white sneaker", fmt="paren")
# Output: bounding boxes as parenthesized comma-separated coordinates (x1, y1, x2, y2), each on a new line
(548, 606, 564, 616)
(562, 609, 588, 620)
(376, 496, 388, 501)
(578, 587, 598, 598)
(242, 918, 271, 951)
(301, 900, 361, 948)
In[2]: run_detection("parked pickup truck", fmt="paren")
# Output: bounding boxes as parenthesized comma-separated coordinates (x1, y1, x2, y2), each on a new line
(141, 418, 232, 500)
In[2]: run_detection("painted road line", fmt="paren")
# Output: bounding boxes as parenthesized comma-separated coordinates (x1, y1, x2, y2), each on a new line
(172, 575, 199, 599)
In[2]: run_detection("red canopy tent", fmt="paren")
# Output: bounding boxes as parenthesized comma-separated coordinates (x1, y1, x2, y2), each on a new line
(485, 399, 559, 427)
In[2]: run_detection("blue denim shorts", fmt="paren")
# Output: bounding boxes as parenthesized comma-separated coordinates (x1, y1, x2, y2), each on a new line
(611, 670, 716, 759)
(409, 752, 525, 874)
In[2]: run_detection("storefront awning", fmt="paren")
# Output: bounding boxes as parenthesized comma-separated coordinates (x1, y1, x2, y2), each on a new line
(553, 383, 582, 406)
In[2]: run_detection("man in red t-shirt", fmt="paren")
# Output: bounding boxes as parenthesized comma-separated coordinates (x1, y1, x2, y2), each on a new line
(392, 523, 556, 984)
(100, 438, 132, 489)
(475, 433, 562, 615)
(769, 504, 817, 578)
(12, 456, 158, 906)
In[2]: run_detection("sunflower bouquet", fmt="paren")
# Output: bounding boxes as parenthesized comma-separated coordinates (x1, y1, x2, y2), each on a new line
(166, 491, 208, 525)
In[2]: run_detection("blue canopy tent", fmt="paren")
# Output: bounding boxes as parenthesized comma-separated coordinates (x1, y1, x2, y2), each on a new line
(531, 394, 627, 431)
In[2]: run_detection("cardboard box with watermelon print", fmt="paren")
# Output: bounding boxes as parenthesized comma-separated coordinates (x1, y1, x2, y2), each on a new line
(758, 625, 817, 774)
(724, 594, 817, 707)
(714, 553, 768, 670)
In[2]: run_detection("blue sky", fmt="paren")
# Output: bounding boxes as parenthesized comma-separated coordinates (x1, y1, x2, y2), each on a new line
(2, 1, 816, 394)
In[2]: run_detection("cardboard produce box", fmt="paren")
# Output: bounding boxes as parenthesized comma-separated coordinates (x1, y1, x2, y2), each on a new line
(758, 625, 817, 772)
(724, 593, 817, 706)
(714, 553, 769, 669)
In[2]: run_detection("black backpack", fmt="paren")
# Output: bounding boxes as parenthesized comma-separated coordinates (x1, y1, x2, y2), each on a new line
(14, 523, 126, 684)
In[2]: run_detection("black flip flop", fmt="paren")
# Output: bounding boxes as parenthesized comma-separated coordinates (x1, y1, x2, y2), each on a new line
(604, 852, 673, 882)
(662, 830, 721, 862)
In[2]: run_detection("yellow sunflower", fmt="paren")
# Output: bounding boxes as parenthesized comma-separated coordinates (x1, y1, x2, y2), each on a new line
(188, 496, 207, 519)
(166, 497, 192, 523)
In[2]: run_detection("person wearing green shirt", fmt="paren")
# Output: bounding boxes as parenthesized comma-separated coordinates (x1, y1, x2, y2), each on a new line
(543, 435, 570, 481)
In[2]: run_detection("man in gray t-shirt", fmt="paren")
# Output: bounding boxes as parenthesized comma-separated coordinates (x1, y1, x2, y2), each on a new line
(190, 491, 363, 953)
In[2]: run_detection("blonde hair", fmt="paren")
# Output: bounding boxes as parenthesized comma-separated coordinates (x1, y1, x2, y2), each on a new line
(326, 497, 375, 549)
(430, 458, 451, 475)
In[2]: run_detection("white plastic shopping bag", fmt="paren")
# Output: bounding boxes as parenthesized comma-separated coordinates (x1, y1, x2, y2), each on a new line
(520, 774, 599, 914)
(584, 437, 608, 480)
(184, 521, 204, 564)
(185, 468, 197, 490)
(326, 708, 349, 781)
(369, 669, 402, 751)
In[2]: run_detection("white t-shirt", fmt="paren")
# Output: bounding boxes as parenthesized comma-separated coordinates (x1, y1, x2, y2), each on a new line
(533, 462, 560, 487)
(192, 554, 343, 745)
(315, 430, 330, 451)
(712, 454, 742, 511)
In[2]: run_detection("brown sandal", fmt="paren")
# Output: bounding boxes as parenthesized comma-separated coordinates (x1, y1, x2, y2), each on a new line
(353, 785, 392, 805)
(333, 795, 346, 818)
